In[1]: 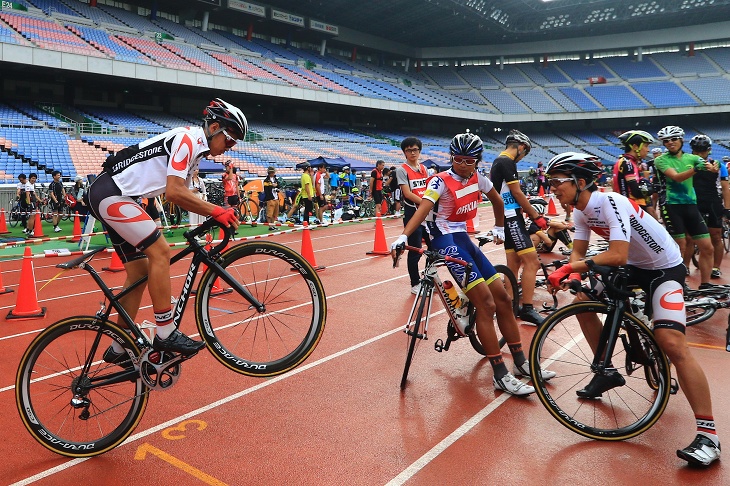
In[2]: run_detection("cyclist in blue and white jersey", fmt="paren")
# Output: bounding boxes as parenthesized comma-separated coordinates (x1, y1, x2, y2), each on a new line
(391, 132, 555, 396)
(546, 152, 721, 467)
(87, 98, 244, 360)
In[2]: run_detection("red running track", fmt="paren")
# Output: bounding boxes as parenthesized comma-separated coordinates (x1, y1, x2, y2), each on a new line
(0, 205, 728, 485)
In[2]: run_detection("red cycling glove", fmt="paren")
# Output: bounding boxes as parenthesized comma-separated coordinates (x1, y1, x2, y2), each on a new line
(210, 206, 238, 227)
(547, 263, 574, 288)
(533, 215, 548, 231)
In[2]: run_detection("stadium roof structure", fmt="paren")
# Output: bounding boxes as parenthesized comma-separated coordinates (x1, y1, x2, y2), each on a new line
(165, 0, 730, 49)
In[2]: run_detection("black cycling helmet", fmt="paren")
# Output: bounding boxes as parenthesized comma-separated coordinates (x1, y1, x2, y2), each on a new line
(450, 132, 483, 160)
(505, 129, 532, 152)
(203, 98, 248, 140)
(618, 130, 655, 148)
(689, 134, 712, 152)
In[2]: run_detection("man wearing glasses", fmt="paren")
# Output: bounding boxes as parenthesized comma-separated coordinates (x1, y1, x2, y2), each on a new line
(391, 132, 555, 395)
(489, 129, 549, 326)
(654, 126, 716, 289)
(87, 98, 243, 358)
(395, 137, 432, 294)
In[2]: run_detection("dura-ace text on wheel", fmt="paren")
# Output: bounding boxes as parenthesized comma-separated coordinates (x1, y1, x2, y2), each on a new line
(15, 317, 149, 457)
(195, 240, 327, 376)
(529, 302, 671, 440)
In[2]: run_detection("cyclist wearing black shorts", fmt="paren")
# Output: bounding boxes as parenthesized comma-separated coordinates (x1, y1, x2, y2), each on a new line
(690, 134, 730, 279)
(87, 98, 243, 360)
(368, 159, 385, 208)
(489, 129, 548, 325)
(613, 130, 657, 219)
(654, 126, 716, 289)
(546, 151, 721, 467)
(48, 170, 66, 233)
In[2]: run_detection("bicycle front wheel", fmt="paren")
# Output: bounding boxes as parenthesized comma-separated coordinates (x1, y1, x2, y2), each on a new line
(196, 241, 326, 377)
(494, 264, 519, 317)
(401, 285, 431, 390)
(529, 302, 671, 441)
(15, 317, 148, 457)
(9, 205, 20, 227)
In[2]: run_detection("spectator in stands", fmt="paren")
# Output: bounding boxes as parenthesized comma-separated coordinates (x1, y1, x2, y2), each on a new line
(689, 135, 730, 279)
(341, 166, 351, 194)
(188, 168, 207, 227)
(48, 170, 66, 233)
(71, 175, 88, 217)
(299, 162, 314, 224)
(16, 173, 30, 233)
(262, 166, 280, 231)
(654, 125, 716, 289)
(368, 160, 385, 212)
(314, 163, 327, 222)
(24, 173, 41, 237)
(87, 97, 244, 359)
(489, 130, 548, 326)
(614, 131, 657, 219)
(329, 166, 340, 195)
(222, 160, 240, 209)
(395, 137, 431, 294)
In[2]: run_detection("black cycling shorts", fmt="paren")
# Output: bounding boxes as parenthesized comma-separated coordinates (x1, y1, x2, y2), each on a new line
(697, 199, 724, 229)
(660, 204, 709, 239)
(504, 214, 536, 255)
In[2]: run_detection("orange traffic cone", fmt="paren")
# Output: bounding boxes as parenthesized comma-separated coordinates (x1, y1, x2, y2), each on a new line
(0, 208, 10, 235)
(466, 217, 477, 234)
(538, 184, 545, 197)
(298, 222, 324, 271)
(103, 250, 125, 272)
(366, 211, 390, 256)
(0, 259, 13, 295)
(546, 196, 559, 216)
(7, 247, 46, 319)
(380, 200, 388, 216)
(71, 211, 82, 243)
(32, 212, 46, 238)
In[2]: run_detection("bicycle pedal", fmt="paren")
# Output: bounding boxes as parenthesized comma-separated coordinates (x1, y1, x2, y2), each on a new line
(670, 378, 679, 395)
(434, 338, 444, 352)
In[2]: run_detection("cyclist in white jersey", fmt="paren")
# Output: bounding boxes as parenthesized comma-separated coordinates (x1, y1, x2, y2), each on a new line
(391, 133, 555, 397)
(87, 98, 244, 358)
(545, 152, 721, 467)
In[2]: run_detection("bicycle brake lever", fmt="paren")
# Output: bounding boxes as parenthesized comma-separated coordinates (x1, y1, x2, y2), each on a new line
(392, 245, 404, 268)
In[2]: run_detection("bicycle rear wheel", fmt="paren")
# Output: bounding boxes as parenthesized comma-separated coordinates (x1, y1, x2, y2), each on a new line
(9, 204, 21, 227)
(529, 302, 671, 441)
(401, 285, 431, 390)
(685, 300, 717, 327)
(494, 264, 519, 317)
(15, 317, 148, 457)
(196, 241, 326, 377)
(724, 220, 730, 253)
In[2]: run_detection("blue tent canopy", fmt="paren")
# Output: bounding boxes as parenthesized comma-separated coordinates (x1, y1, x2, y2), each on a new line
(298, 156, 348, 170)
(198, 158, 225, 173)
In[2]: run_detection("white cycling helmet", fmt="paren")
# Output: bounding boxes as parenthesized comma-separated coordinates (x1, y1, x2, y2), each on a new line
(656, 126, 685, 141)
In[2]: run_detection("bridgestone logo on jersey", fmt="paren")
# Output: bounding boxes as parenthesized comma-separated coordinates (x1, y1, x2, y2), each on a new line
(629, 216, 664, 253)
(105, 145, 164, 174)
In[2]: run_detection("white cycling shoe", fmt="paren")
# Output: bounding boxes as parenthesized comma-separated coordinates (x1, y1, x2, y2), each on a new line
(493, 372, 534, 396)
(513, 360, 557, 381)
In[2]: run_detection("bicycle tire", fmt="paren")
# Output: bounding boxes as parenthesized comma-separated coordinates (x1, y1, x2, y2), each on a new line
(15, 316, 148, 457)
(361, 200, 375, 217)
(691, 244, 699, 269)
(43, 205, 53, 224)
(401, 285, 430, 389)
(9, 204, 20, 227)
(60, 204, 71, 221)
(685, 301, 716, 327)
(196, 241, 326, 377)
(529, 301, 671, 441)
(238, 200, 259, 223)
(494, 264, 519, 317)
(724, 220, 730, 253)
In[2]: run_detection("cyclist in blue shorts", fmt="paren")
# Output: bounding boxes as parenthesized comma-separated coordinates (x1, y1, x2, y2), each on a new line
(391, 132, 555, 396)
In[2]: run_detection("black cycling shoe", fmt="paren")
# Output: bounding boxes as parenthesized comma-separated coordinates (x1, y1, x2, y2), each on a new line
(153, 329, 205, 356)
(576, 370, 626, 398)
(519, 306, 545, 326)
(103, 346, 135, 370)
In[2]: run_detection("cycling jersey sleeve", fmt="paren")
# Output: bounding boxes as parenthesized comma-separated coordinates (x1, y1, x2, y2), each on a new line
(477, 172, 494, 193)
(603, 195, 631, 243)
(573, 208, 591, 242)
(422, 175, 446, 204)
(167, 131, 200, 180)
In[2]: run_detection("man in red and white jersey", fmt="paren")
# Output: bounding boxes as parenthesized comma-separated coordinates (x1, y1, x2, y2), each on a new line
(394, 137, 431, 294)
(87, 98, 244, 358)
(546, 152, 721, 467)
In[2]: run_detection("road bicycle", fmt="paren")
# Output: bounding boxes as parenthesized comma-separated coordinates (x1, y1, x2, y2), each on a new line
(238, 190, 260, 223)
(16, 218, 327, 457)
(529, 262, 673, 440)
(159, 193, 184, 226)
(393, 245, 518, 390)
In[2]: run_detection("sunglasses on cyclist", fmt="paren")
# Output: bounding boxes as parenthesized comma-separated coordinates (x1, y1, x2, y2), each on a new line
(452, 155, 478, 166)
(662, 137, 682, 144)
(549, 177, 574, 188)
(221, 129, 239, 148)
